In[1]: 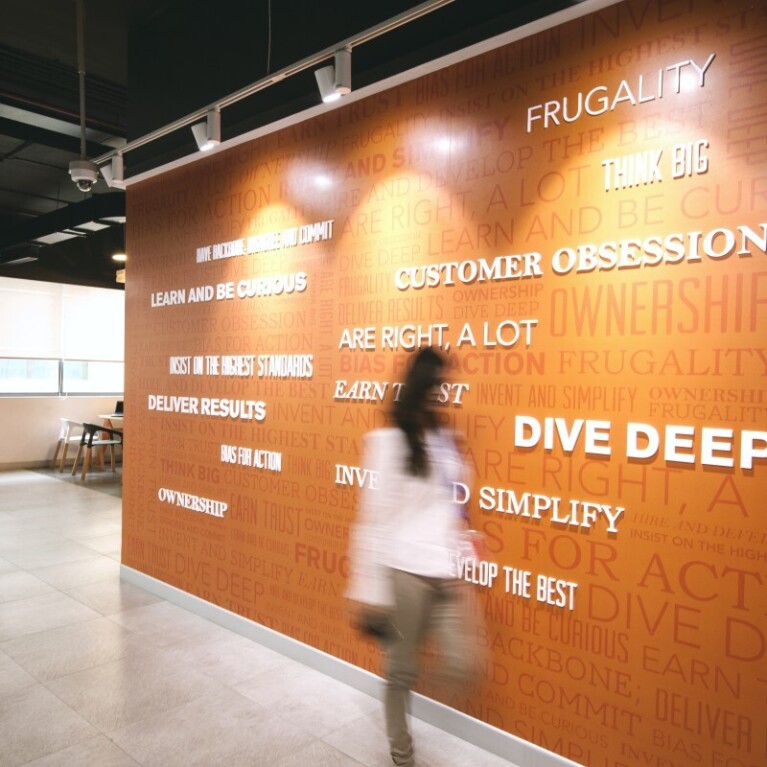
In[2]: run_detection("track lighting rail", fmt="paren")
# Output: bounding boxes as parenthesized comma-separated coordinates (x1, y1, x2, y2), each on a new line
(92, 0, 455, 170)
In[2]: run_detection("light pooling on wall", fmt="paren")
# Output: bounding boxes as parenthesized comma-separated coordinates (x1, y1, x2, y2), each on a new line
(123, 1, 767, 765)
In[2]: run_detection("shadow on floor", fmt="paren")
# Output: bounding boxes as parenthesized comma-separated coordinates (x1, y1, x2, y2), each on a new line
(31, 465, 123, 498)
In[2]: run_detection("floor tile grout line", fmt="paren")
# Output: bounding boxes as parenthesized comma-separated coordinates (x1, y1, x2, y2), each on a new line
(1, 469, 518, 767)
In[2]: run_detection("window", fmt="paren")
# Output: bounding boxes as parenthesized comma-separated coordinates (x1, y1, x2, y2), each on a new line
(0, 277, 124, 396)
(0, 358, 59, 394)
(63, 359, 124, 394)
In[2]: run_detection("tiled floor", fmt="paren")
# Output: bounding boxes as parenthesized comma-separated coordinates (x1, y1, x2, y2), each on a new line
(0, 470, 516, 767)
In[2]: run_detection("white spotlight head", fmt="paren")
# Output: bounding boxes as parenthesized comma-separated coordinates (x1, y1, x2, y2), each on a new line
(192, 110, 221, 151)
(315, 47, 352, 103)
(100, 154, 126, 189)
(315, 65, 340, 103)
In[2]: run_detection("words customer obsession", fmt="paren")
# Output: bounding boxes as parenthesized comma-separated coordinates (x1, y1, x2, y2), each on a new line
(395, 223, 766, 289)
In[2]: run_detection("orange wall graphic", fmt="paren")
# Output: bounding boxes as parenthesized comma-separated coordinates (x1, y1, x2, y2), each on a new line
(123, 1, 767, 764)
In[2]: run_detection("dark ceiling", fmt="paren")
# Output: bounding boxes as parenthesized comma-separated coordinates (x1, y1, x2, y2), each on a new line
(0, 0, 577, 290)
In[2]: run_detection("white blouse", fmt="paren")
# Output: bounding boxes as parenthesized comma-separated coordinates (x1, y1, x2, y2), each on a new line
(346, 427, 468, 606)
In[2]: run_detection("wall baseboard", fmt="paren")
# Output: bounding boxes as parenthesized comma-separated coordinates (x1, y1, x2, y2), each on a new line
(121, 565, 582, 767)
(0, 461, 49, 471)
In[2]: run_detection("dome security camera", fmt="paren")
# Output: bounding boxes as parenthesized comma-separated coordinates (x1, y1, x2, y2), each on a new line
(68, 160, 99, 192)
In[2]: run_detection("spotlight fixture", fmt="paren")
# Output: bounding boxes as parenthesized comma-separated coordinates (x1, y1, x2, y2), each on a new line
(191, 109, 221, 151)
(100, 154, 126, 189)
(112, 253, 127, 263)
(315, 47, 352, 103)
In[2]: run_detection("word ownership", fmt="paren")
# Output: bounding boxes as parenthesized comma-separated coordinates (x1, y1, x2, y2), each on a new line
(157, 488, 227, 518)
(514, 416, 767, 469)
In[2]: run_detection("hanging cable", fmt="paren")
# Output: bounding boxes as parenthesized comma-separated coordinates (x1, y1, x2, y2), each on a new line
(266, 0, 272, 75)
(69, 0, 99, 192)
(76, 0, 86, 160)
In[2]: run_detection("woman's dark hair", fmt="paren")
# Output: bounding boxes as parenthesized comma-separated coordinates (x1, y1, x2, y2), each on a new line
(393, 346, 446, 476)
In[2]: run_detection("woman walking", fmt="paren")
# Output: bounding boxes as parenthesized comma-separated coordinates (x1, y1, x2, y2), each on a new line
(347, 346, 476, 767)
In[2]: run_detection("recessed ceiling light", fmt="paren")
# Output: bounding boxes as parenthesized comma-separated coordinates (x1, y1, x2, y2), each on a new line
(34, 230, 84, 245)
(2, 255, 39, 265)
(75, 220, 110, 232)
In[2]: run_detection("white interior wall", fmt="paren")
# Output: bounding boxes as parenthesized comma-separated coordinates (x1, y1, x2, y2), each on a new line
(0, 277, 125, 470)
(0, 396, 120, 469)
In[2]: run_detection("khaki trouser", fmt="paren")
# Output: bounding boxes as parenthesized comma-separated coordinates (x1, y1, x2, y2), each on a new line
(384, 568, 474, 767)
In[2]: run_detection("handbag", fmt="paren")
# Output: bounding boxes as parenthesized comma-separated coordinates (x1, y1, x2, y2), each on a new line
(348, 600, 400, 641)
